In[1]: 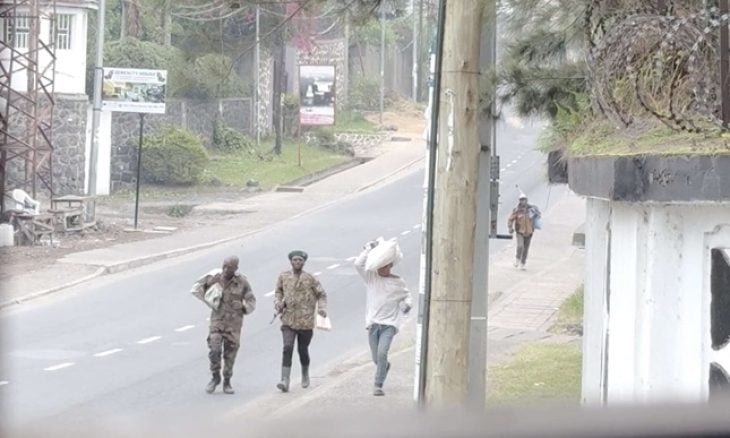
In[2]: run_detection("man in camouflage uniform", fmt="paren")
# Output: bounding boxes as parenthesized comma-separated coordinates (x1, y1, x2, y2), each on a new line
(202, 255, 256, 394)
(274, 250, 327, 392)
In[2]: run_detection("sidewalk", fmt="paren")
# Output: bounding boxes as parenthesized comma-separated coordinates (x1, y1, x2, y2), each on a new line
(0, 134, 425, 308)
(224, 189, 585, 426)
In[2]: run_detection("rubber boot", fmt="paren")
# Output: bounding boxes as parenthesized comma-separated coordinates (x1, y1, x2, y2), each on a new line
(276, 366, 291, 392)
(223, 377, 235, 394)
(206, 372, 221, 394)
(301, 366, 310, 388)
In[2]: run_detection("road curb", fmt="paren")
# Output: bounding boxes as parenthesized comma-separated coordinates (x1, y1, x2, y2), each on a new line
(356, 155, 425, 193)
(0, 266, 107, 309)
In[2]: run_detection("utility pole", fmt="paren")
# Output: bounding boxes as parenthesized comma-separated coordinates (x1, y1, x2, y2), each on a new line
(379, 3, 386, 125)
(425, 0, 486, 407)
(88, 0, 106, 217)
(255, 4, 260, 146)
(411, 0, 418, 100)
(468, 0, 496, 408)
(344, 10, 350, 108)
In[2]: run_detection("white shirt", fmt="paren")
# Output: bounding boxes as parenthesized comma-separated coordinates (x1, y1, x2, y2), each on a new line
(354, 248, 412, 330)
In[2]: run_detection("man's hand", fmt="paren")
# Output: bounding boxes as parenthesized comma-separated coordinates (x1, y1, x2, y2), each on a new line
(317, 309, 327, 318)
(508, 228, 514, 235)
(402, 304, 411, 315)
(275, 302, 284, 313)
(364, 240, 379, 250)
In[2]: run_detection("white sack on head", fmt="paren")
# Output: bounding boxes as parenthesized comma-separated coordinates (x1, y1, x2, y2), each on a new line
(365, 237, 403, 271)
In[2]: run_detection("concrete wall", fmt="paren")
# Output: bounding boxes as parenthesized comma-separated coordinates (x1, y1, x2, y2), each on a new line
(2, 6, 90, 95)
(582, 199, 730, 405)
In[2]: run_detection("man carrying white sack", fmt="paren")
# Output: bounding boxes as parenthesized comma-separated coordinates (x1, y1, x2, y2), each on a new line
(354, 237, 412, 396)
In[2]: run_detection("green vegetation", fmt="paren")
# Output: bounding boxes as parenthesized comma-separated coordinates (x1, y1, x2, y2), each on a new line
(204, 140, 349, 189)
(349, 75, 382, 112)
(141, 126, 209, 185)
(566, 122, 730, 157)
(213, 121, 256, 154)
(335, 111, 378, 133)
(487, 341, 582, 406)
(550, 286, 584, 335)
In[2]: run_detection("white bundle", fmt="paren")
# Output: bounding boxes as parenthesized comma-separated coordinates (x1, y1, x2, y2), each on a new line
(365, 237, 403, 271)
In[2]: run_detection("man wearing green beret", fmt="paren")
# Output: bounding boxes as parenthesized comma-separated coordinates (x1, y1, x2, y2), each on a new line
(274, 250, 328, 392)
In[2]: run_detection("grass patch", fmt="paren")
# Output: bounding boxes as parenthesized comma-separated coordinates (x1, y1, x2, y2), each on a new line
(549, 285, 584, 336)
(487, 341, 582, 406)
(205, 140, 349, 189)
(567, 121, 730, 157)
(334, 111, 378, 133)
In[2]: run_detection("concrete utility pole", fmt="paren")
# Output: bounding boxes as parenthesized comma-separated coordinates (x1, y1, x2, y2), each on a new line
(468, 0, 496, 408)
(379, 3, 386, 125)
(88, 0, 106, 216)
(411, 0, 419, 100)
(720, 0, 729, 128)
(255, 4, 260, 146)
(425, 0, 486, 407)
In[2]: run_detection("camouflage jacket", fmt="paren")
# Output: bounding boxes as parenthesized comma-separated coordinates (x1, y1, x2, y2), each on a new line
(274, 271, 327, 330)
(208, 273, 256, 339)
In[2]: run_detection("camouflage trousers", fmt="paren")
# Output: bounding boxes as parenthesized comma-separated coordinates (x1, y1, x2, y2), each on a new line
(207, 330, 241, 379)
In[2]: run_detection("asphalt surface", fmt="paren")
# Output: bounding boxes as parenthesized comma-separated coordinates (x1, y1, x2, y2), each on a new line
(0, 113, 565, 430)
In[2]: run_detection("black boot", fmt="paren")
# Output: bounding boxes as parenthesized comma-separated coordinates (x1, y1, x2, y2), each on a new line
(301, 366, 310, 388)
(223, 378, 235, 394)
(206, 372, 221, 394)
(276, 366, 291, 392)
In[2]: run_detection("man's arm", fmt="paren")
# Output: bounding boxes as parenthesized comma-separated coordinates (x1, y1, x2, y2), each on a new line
(242, 280, 257, 315)
(354, 240, 378, 279)
(274, 274, 285, 313)
(313, 277, 328, 317)
(400, 281, 413, 314)
(507, 209, 517, 233)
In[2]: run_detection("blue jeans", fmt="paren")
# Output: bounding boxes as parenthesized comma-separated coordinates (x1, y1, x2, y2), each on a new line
(368, 323, 397, 387)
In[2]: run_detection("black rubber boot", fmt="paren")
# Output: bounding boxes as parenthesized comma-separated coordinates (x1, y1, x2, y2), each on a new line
(206, 373, 221, 394)
(301, 366, 310, 388)
(276, 366, 291, 393)
(223, 378, 235, 395)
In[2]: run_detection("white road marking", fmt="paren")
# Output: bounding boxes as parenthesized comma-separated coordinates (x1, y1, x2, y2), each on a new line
(0, 381, 9, 386)
(44, 362, 75, 372)
(401, 230, 411, 236)
(265, 290, 275, 297)
(346, 256, 357, 262)
(510, 159, 518, 164)
(93, 348, 123, 357)
(500, 168, 506, 172)
(413, 224, 421, 229)
(326, 264, 340, 270)
(137, 336, 162, 345)
(174, 325, 195, 332)
(313, 272, 322, 276)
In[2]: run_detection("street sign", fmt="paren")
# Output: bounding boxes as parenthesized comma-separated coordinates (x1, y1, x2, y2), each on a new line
(299, 65, 335, 126)
(101, 68, 167, 114)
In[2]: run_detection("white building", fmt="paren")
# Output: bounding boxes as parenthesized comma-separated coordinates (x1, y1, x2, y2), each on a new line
(569, 154, 730, 405)
(1, 0, 97, 95)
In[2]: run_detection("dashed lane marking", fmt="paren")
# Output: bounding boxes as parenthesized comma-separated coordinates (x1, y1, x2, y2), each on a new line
(174, 325, 195, 333)
(0, 381, 9, 386)
(401, 230, 411, 236)
(313, 272, 322, 276)
(137, 336, 162, 345)
(265, 290, 275, 297)
(93, 348, 123, 357)
(44, 362, 75, 372)
(326, 264, 340, 270)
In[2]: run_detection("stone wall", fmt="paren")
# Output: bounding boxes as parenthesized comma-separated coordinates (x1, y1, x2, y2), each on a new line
(257, 54, 274, 136)
(109, 97, 252, 192)
(2, 94, 89, 197)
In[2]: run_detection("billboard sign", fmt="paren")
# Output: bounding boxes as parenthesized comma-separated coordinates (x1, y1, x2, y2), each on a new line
(102, 68, 167, 114)
(299, 65, 335, 126)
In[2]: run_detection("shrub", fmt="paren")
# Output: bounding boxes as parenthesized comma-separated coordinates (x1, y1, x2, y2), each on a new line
(349, 75, 381, 111)
(141, 125, 209, 184)
(213, 120, 255, 153)
(282, 93, 300, 137)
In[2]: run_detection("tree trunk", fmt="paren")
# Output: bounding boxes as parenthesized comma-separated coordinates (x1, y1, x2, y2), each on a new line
(123, 0, 141, 39)
(272, 45, 285, 155)
(425, 0, 486, 408)
(161, 0, 172, 46)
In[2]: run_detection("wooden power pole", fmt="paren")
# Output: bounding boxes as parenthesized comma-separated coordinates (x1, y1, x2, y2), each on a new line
(425, 0, 486, 406)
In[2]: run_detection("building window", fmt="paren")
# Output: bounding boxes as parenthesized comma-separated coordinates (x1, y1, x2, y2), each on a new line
(51, 14, 73, 50)
(4, 15, 30, 49)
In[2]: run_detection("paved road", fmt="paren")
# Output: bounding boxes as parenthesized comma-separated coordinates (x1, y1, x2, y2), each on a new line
(0, 113, 564, 430)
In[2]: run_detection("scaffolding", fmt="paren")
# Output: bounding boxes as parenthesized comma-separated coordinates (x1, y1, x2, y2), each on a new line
(0, 0, 57, 214)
